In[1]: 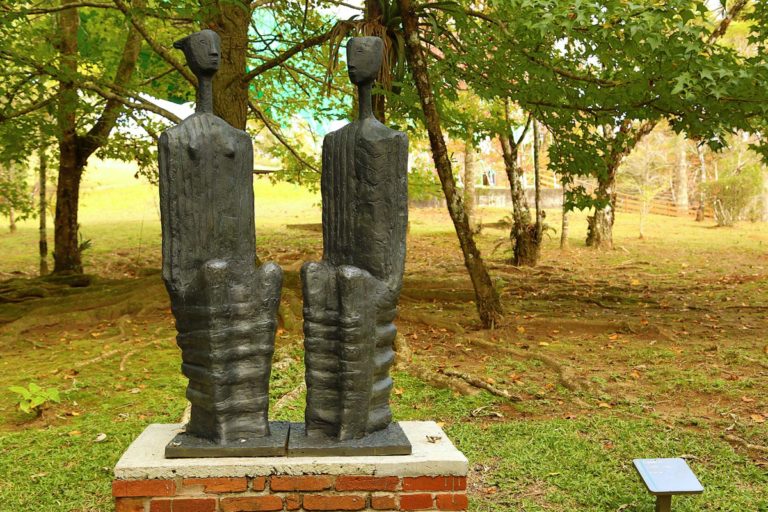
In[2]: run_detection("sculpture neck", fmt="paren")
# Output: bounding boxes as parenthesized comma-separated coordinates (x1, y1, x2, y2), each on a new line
(357, 82, 373, 120)
(196, 75, 214, 114)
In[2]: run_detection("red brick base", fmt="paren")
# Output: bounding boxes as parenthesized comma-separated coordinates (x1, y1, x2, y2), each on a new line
(113, 475, 467, 511)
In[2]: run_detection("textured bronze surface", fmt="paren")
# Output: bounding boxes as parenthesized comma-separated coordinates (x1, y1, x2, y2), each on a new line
(287, 422, 411, 457)
(165, 422, 290, 458)
(159, 30, 282, 452)
(301, 36, 409, 451)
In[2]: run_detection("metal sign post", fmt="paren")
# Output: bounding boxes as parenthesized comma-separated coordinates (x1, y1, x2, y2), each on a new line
(633, 458, 704, 512)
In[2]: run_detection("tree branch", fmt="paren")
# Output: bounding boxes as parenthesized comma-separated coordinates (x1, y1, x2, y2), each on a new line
(240, 27, 341, 85)
(0, 2, 113, 14)
(81, 82, 181, 124)
(322, 0, 363, 10)
(606, 0, 751, 170)
(110, 0, 196, 86)
(247, 100, 319, 173)
(79, 0, 145, 159)
(0, 94, 57, 123)
(708, 0, 749, 44)
(125, 109, 160, 141)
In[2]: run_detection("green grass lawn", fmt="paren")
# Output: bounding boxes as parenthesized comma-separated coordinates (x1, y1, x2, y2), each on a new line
(0, 160, 766, 511)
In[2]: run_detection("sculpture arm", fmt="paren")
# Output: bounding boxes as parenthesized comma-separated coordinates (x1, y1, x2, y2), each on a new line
(302, 261, 341, 435)
(336, 265, 377, 440)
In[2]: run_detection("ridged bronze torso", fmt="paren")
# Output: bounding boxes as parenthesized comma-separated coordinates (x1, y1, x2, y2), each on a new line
(302, 36, 409, 442)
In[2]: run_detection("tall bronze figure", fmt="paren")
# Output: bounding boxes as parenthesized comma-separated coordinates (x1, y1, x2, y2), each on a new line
(158, 30, 286, 457)
(291, 36, 411, 455)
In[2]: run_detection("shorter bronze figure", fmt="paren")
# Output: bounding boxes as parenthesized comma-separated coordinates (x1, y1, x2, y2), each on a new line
(290, 36, 411, 456)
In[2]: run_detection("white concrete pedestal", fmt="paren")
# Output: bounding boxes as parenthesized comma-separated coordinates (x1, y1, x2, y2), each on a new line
(114, 421, 469, 511)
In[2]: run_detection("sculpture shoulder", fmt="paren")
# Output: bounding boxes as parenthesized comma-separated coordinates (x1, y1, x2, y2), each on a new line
(323, 121, 356, 146)
(159, 123, 182, 146)
(162, 113, 250, 137)
(359, 118, 407, 144)
(159, 114, 251, 150)
(324, 119, 406, 142)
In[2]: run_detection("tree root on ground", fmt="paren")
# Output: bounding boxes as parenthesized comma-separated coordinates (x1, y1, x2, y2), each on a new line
(119, 350, 136, 372)
(394, 333, 413, 370)
(402, 362, 479, 396)
(465, 337, 589, 392)
(397, 309, 466, 334)
(74, 317, 163, 371)
(75, 349, 122, 368)
(74, 315, 133, 369)
(277, 289, 303, 334)
(394, 333, 481, 396)
(723, 434, 768, 454)
(274, 382, 306, 411)
(441, 368, 522, 401)
(0, 278, 167, 344)
(742, 356, 768, 369)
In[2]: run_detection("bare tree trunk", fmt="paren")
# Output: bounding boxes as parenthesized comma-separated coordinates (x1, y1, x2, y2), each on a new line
(54, 146, 84, 273)
(761, 166, 768, 223)
(8, 208, 16, 233)
(500, 106, 539, 266)
(365, 0, 386, 122)
(676, 134, 689, 215)
(39, 148, 49, 276)
(202, 0, 250, 129)
(639, 202, 648, 239)
(586, 120, 654, 249)
(696, 144, 707, 222)
(53, 0, 83, 273)
(53, 0, 143, 274)
(533, 119, 544, 237)
(463, 132, 477, 231)
(560, 179, 569, 249)
(400, 0, 502, 328)
(500, 134, 532, 265)
(586, 172, 616, 249)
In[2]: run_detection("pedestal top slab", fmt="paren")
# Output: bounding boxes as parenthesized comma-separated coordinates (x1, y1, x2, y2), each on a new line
(114, 421, 467, 480)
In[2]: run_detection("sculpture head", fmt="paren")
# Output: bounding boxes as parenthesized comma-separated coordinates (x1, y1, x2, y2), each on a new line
(173, 29, 221, 77)
(346, 37, 383, 86)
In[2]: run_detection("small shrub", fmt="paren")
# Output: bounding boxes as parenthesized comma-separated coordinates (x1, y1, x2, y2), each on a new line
(706, 172, 761, 226)
(702, 135, 764, 227)
(8, 383, 61, 417)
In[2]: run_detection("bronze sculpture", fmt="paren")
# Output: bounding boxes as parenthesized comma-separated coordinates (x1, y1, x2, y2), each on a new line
(291, 36, 411, 455)
(158, 30, 286, 457)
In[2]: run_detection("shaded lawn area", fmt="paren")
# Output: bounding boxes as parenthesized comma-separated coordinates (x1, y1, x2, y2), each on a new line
(0, 171, 766, 510)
